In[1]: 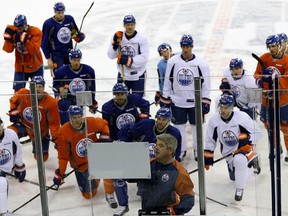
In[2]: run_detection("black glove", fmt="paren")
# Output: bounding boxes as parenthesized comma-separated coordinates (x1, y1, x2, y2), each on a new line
(154, 91, 161, 105)
(53, 168, 64, 189)
(7, 108, 21, 122)
(202, 97, 211, 115)
(73, 32, 85, 43)
(14, 164, 26, 182)
(204, 150, 214, 170)
(14, 32, 28, 44)
(112, 31, 123, 50)
(117, 54, 133, 67)
(4, 25, 17, 41)
(89, 101, 98, 114)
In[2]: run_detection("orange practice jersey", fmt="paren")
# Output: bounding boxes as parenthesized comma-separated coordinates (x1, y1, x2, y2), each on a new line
(254, 52, 288, 106)
(57, 117, 110, 175)
(9, 88, 60, 139)
(3, 25, 43, 73)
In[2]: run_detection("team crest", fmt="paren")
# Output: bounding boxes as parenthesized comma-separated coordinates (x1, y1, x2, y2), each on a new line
(161, 173, 169, 182)
(76, 138, 92, 157)
(221, 130, 238, 147)
(177, 68, 193, 86)
(121, 45, 135, 57)
(69, 78, 86, 95)
(0, 148, 12, 165)
(23, 107, 42, 123)
(116, 113, 135, 129)
(57, 27, 71, 44)
(231, 85, 240, 98)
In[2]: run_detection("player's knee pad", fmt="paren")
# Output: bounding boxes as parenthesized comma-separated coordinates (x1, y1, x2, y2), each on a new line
(113, 179, 126, 188)
(233, 154, 247, 170)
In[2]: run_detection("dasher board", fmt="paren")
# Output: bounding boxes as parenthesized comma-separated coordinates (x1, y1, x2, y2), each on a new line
(87, 142, 151, 179)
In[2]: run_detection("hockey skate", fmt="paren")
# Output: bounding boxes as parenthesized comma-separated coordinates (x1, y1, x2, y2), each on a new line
(113, 205, 129, 216)
(247, 154, 261, 174)
(105, 193, 118, 209)
(193, 150, 198, 161)
(227, 164, 235, 181)
(235, 188, 244, 201)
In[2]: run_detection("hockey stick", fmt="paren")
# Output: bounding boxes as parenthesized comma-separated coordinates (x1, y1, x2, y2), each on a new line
(12, 168, 76, 213)
(251, 53, 265, 71)
(188, 152, 233, 174)
(194, 192, 228, 207)
(74, 2, 94, 49)
(4, 172, 57, 191)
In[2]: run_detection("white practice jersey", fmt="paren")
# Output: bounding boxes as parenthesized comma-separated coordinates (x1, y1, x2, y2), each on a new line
(223, 66, 260, 109)
(107, 31, 149, 81)
(0, 128, 23, 173)
(162, 54, 211, 108)
(205, 110, 261, 163)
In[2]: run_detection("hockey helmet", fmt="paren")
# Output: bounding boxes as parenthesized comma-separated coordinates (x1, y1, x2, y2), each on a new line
(157, 43, 171, 56)
(219, 94, 235, 107)
(123, 15, 136, 24)
(229, 58, 243, 70)
(266, 34, 280, 47)
(69, 49, 82, 60)
(112, 83, 128, 94)
(14, 14, 27, 27)
(68, 105, 83, 117)
(54, 2, 65, 11)
(180, 35, 193, 47)
(31, 76, 45, 86)
(278, 33, 287, 42)
(155, 107, 172, 119)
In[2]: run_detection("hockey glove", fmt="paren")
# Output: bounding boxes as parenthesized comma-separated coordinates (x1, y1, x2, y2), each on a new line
(89, 101, 98, 114)
(233, 133, 253, 155)
(112, 31, 123, 50)
(262, 66, 280, 82)
(3, 25, 17, 41)
(117, 54, 133, 67)
(14, 164, 26, 183)
(138, 112, 151, 119)
(154, 91, 161, 105)
(202, 98, 211, 115)
(53, 169, 64, 189)
(204, 150, 214, 170)
(73, 32, 85, 43)
(14, 32, 28, 44)
(219, 78, 231, 93)
(7, 108, 21, 122)
(160, 95, 172, 108)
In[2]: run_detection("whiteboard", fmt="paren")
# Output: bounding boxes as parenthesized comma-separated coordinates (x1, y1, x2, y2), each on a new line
(87, 142, 151, 179)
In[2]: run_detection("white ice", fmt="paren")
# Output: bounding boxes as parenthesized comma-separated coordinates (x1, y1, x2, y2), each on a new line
(0, 0, 287, 215)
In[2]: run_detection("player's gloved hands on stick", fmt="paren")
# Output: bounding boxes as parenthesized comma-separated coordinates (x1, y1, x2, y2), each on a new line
(14, 164, 26, 183)
(14, 32, 28, 44)
(233, 133, 253, 155)
(202, 97, 211, 115)
(204, 150, 214, 170)
(73, 32, 85, 43)
(89, 101, 98, 114)
(53, 168, 64, 189)
(7, 108, 21, 122)
(112, 31, 123, 50)
(262, 66, 280, 82)
(117, 54, 133, 67)
(3, 25, 17, 41)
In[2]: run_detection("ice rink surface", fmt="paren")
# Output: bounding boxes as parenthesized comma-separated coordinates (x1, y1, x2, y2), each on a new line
(0, 0, 288, 215)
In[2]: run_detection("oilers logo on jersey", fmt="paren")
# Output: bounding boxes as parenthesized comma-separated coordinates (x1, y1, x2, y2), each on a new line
(121, 45, 136, 57)
(221, 130, 238, 147)
(69, 78, 86, 96)
(0, 148, 12, 166)
(57, 27, 71, 44)
(23, 107, 42, 123)
(76, 138, 92, 157)
(116, 113, 135, 129)
(177, 68, 194, 86)
(161, 173, 169, 182)
(231, 85, 240, 98)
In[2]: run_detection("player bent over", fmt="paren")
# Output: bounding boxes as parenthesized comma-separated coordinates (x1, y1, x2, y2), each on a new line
(53, 106, 117, 208)
(204, 94, 261, 201)
(0, 117, 26, 215)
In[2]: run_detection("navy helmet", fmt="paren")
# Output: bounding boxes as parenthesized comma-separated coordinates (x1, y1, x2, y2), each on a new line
(266, 34, 280, 48)
(157, 43, 171, 56)
(54, 2, 65, 11)
(155, 107, 172, 119)
(14, 14, 27, 27)
(180, 35, 193, 47)
(31, 76, 45, 86)
(123, 15, 136, 24)
(229, 58, 243, 70)
(112, 83, 128, 94)
(278, 33, 287, 42)
(68, 105, 83, 117)
(69, 49, 82, 60)
(219, 94, 234, 107)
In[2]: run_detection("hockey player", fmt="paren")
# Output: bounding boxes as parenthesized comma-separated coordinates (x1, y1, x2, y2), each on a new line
(101, 83, 150, 216)
(3, 14, 43, 92)
(0, 117, 26, 215)
(137, 133, 195, 215)
(118, 107, 182, 161)
(53, 49, 97, 125)
(156, 34, 211, 161)
(219, 58, 259, 119)
(204, 94, 261, 201)
(53, 106, 117, 207)
(7, 76, 60, 161)
(157, 43, 173, 94)
(278, 32, 288, 54)
(41, 2, 85, 77)
(107, 15, 149, 97)
(254, 34, 288, 162)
